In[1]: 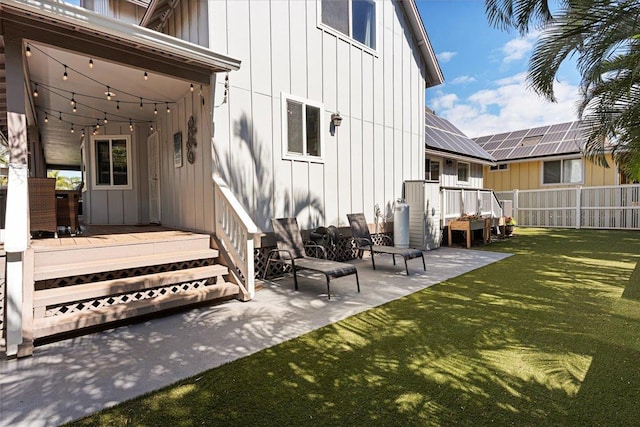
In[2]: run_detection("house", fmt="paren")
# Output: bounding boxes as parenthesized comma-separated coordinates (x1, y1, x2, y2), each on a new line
(0, 0, 444, 358)
(474, 121, 620, 191)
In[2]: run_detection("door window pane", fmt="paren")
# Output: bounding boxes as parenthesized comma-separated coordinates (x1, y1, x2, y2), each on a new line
(112, 139, 128, 186)
(95, 140, 111, 185)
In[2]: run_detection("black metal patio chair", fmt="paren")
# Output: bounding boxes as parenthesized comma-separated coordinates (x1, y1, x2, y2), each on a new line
(347, 213, 426, 275)
(264, 217, 360, 299)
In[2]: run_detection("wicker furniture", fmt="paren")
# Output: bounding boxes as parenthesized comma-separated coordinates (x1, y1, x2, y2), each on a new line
(56, 183, 82, 235)
(28, 177, 57, 237)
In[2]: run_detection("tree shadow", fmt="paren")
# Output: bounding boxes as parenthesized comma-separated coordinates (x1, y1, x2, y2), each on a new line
(213, 113, 324, 231)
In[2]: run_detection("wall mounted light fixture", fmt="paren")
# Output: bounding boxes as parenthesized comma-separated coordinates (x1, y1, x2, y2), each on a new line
(331, 112, 343, 127)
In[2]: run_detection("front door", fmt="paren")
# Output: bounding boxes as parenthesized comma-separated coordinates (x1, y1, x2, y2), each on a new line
(147, 133, 161, 223)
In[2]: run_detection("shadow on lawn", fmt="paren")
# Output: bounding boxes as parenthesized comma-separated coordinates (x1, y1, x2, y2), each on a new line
(69, 229, 640, 426)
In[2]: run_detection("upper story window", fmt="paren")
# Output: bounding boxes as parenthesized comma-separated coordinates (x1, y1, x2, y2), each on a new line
(425, 158, 440, 181)
(282, 94, 324, 162)
(543, 158, 583, 184)
(321, 0, 376, 50)
(490, 163, 509, 171)
(91, 135, 132, 190)
(457, 162, 469, 183)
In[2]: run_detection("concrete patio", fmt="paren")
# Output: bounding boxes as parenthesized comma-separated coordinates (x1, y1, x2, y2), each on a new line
(0, 247, 510, 427)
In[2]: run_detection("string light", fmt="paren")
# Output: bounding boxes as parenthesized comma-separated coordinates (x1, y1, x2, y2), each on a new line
(58, 112, 62, 122)
(33, 83, 39, 98)
(81, 129, 85, 138)
(70, 124, 74, 134)
(103, 113, 108, 124)
(190, 83, 194, 92)
(25, 45, 31, 57)
(106, 86, 112, 100)
(144, 71, 148, 81)
(70, 93, 76, 106)
(166, 102, 171, 113)
(96, 119, 100, 129)
(149, 122, 154, 131)
(89, 58, 94, 69)
(44, 113, 48, 123)
(140, 98, 143, 109)
(92, 127, 97, 136)
(154, 104, 158, 115)
(73, 104, 77, 113)
(129, 119, 133, 132)
(63, 65, 68, 80)
(116, 101, 120, 110)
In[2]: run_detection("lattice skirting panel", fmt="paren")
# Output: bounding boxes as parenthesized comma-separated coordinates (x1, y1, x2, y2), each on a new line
(43, 278, 215, 318)
(36, 258, 217, 290)
(255, 233, 392, 279)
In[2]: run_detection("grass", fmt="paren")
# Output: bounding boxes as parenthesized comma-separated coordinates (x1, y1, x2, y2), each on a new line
(69, 228, 640, 426)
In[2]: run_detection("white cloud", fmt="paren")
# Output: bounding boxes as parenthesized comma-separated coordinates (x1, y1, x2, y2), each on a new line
(501, 32, 539, 64)
(450, 75, 477, 85)
(429, 72, 582, 137)
(437, 51, 457, 63)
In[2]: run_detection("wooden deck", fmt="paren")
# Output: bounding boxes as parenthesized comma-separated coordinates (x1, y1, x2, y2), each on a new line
(8, 224, 246, 357)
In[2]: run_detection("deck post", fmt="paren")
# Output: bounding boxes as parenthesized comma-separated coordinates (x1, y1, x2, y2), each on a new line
(4, 36, 31, 357)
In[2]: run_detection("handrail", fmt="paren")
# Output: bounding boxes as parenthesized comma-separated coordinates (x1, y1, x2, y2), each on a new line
(212, 175, 258, 298)
(441, 188, 503, 223)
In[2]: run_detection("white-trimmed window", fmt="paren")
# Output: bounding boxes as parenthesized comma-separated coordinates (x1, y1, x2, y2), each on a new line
(320, 0, 377, 50)
(543, 158, 583, 184)
(282, 94, 324, 162)
(490, 163, 509, 171)
(425, 158, 440, 181)
(91, 135, 132, 190)
(457, 161, 469, 182)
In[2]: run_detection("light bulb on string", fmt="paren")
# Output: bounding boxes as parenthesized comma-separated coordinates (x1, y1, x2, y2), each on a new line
(116, 101, 120, 110)
(25, 45, 31, 57)
(154, 104, 158, 115)
(103, 113, 108, 124)
(63, 65, 68, 80)
(70, 124, 74, 134)
(190, 83, 194, 92)
(58, 112, 62, 122)
(44, 113, 48, 124)
(89, 58, 94, 69)
(81, 129, 85, 138)
(150, 122, 154, 131)
(139, 98, 143, 109)
(33, 83, 38, 98)
(70, 93, 76, 106)
(92, 127, 97, 136)
(72, 105, 77, 113)
(166, 102, 171, 114)
(129, 119, 134, 132)
(96, 120, 100, 129)
(106, 86, 112, 100)
(144, 71, 148, 81)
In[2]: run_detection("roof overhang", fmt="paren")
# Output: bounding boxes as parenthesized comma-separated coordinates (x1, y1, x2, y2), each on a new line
(425, 148, 496, 166)
(0, 0, 241, 84)
(399, 0, 444, 88)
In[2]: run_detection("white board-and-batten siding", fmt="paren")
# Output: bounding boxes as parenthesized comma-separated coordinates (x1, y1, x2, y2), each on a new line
(209, 0, 427, 231)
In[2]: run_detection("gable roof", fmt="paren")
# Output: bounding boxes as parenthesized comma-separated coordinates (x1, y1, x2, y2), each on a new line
(425, 111, 495, 164)
(474, 121, 585, 161)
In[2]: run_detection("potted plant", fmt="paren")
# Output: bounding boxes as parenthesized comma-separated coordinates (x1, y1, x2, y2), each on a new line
(504, 216, 517, 236)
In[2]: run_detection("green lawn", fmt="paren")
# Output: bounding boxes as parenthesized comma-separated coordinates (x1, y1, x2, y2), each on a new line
(70, 228, 640, 426)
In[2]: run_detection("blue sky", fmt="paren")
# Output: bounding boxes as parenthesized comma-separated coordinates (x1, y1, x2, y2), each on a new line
(416, 0, 582, 137)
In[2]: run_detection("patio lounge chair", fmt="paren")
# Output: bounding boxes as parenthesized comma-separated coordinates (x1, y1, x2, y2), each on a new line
(264, 217, 360, 299)
(347, 213, 425, 275)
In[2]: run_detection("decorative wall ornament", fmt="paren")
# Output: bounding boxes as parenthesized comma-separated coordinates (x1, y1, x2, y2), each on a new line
(173, 131, 182, 168)
(187, 115, 197, 164)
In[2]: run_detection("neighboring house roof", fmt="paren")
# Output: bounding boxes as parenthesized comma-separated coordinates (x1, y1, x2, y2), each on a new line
(474, 121, 585, 162)
(425, 111, 495, 164)
(141, 0, 444, 88)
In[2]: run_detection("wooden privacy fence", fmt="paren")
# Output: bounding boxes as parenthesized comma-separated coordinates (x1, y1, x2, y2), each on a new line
(495, 184, 640, 229)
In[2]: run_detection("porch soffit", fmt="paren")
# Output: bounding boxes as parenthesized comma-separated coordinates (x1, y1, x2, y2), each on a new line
(0, 0, 240, 83)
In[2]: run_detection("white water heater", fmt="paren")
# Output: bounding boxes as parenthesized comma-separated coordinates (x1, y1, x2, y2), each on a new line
(394, 198, 410, 248)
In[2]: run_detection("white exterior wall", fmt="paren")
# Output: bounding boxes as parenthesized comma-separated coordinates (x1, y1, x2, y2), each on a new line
(428, 155, 484, 189)
(208, 0, 427, 231)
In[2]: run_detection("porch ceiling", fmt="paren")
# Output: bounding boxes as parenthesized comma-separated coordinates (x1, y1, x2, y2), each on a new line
(0, 0, 241, 169)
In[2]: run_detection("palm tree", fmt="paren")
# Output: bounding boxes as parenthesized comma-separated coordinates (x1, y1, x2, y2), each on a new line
(485, 0, 640, 179)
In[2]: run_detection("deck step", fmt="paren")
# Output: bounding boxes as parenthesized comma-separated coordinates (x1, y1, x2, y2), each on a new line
(32, 232, 213, 269)
(34, 264, 229, 308)
(33, 280, 239, 339)
(34, 248, 219, 281)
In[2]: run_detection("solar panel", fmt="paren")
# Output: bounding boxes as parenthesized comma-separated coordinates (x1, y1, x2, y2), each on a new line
(548, 122, 572, 133)
(424, 113, 494, 161)
(540, 132, 565, 143)
(506, 145, 536, 159)
(555, 139, 582, 154)
(531, 143, 558, 156)
(491, 148, 516, 159)
(497, 138, 523, 149)
(488, 132, 511, 143)
(525, 126, 550, 136)
(507, 129, 529, 139)
(481, 140, 503, 151)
